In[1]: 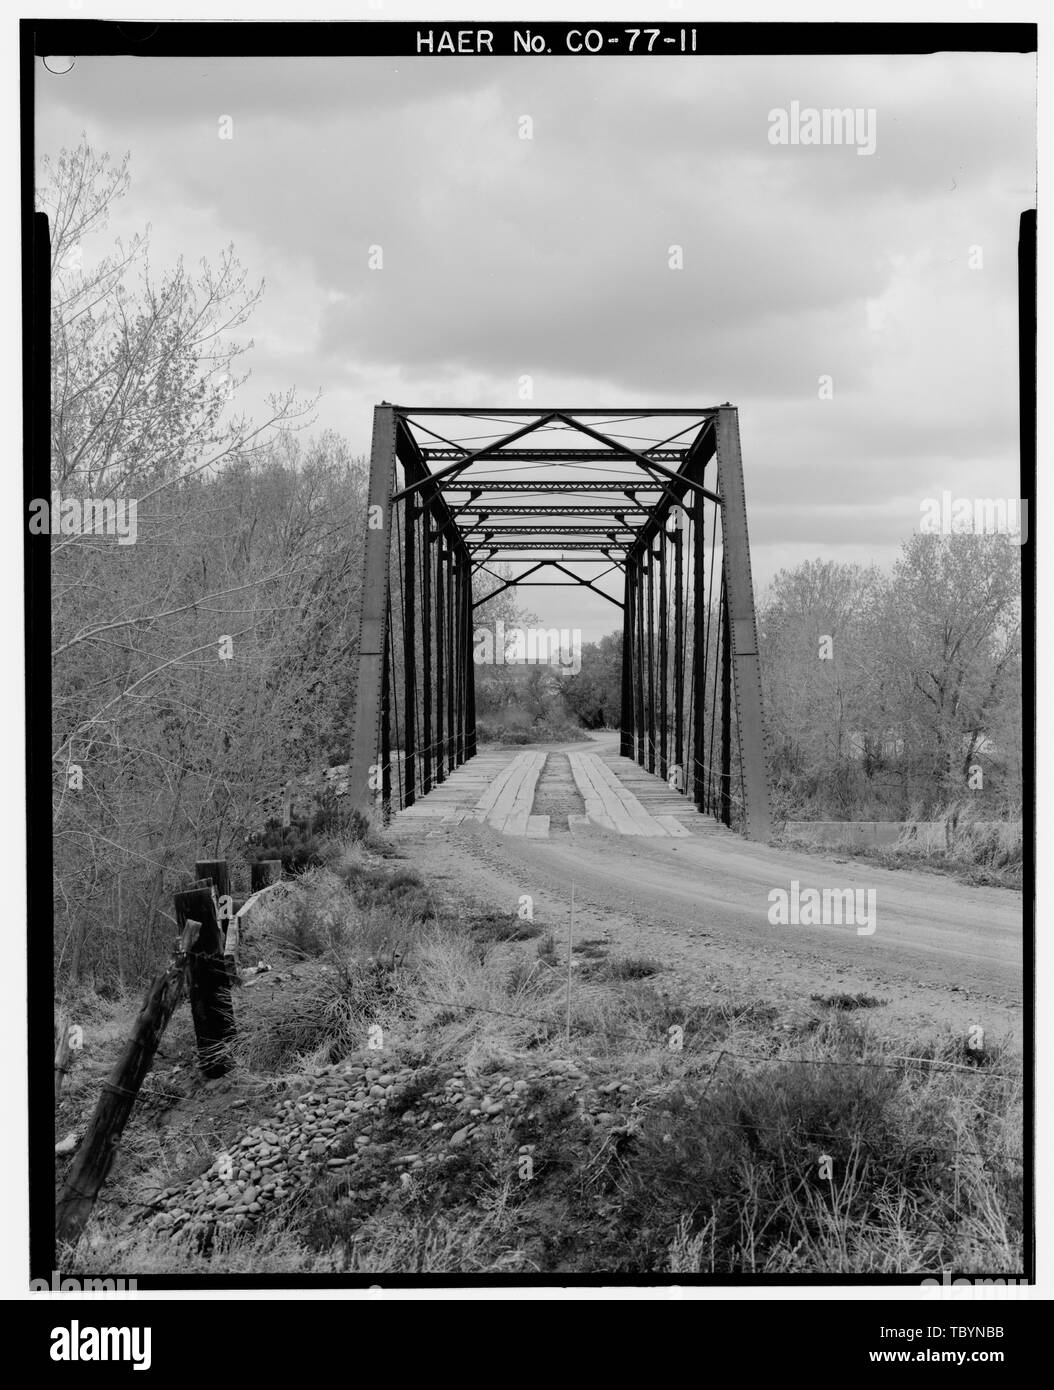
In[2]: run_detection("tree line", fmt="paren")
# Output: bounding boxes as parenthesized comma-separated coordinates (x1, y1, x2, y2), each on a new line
(563, 539, 1022, 821)
(44, 139, 1022, 991)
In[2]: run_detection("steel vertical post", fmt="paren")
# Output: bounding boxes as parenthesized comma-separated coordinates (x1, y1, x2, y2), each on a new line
(402, 496, 417, 807)
(658, 539, 668, 781)
(454, 558, 465, 766)
(450, 550, 458, 772)
(646, 553, 656, 773)
(422, 510, 433, 794)
(380, 616, 392, 822)
(673, 525, 684, 791)
(434, 537, 445, 784)
(715, 405, 773, 841)
(720, 580, 732, 826)
(620, 565, 634, 757)
(692, 484, 705, 811)
(634, 557, 646, 766)
(464, 559, 477, 759)
(348, 405, 397, 813)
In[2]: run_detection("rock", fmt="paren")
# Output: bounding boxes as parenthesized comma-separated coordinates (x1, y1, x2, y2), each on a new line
(262, 1131, 278, 1144)
(449, 1126, 472, 1146)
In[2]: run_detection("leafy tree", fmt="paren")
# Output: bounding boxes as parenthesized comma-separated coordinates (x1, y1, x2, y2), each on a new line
(563, 632, 623, 729)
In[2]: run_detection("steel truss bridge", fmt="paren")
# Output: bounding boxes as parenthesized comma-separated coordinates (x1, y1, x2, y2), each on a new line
(348, 405, 772, 840)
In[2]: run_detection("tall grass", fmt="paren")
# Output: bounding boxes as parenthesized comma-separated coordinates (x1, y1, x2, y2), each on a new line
(66, 833, 1023, 1277)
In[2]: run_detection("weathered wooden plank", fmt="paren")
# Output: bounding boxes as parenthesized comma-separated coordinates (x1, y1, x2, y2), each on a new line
(587, 757, 667, 836)
(569, 754, 642, 835)
(472, 753, 530, 819)
(55, 920, 201, 1248)
(495, 753, 544, 833)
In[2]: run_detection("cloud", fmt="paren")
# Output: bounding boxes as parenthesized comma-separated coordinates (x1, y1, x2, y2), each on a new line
(36, 49, 1035, 638)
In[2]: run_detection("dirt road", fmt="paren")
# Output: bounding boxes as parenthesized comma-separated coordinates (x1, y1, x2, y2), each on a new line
(407, 740, 1025, 1043)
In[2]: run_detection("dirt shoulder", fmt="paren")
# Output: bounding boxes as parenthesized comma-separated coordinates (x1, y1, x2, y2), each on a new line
(412, 807, 1024, 1046)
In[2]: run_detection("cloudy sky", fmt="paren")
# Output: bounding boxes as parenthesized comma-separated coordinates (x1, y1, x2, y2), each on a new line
(37, 49, 1035, 640)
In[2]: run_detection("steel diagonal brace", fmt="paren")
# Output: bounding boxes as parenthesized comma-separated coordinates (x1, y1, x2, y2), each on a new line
(552, 412, 721, 506)
(391, 412, 561, 503)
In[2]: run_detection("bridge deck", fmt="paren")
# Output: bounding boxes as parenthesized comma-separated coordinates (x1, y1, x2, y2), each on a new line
(385, 745, 722, 842)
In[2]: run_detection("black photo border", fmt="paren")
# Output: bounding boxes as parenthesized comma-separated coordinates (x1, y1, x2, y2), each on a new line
(22, 16, 1038, 1294)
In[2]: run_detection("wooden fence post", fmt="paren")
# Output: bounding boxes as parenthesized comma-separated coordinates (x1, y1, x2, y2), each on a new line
(250, 859, 283, 893)
(195, 859, 238, 985)
(174, 886, 236, 1078)
(194, 859, 230, 901)
(54, 1013, 73, 1104)
(55, 921, 201, 1248)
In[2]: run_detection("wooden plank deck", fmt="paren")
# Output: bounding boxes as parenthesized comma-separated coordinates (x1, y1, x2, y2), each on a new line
(568, 752, 668, 836)
(387, 742, 726, 843)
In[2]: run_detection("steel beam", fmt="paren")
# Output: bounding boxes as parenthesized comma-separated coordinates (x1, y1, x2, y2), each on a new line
(454, 557, 465, 766)
(472, 561, 545, 609)
(620, 564, 634, 758)
(468, 543, 629, 552)
(380, 613, 392, 821)
(442, 481, 668, 493)
(461, 525, 640, 537)
(634, 559, 645, 767)
(402, 495, 417, 806)
(453, 505, 652, 517)
(548, 560, 624, 608)
(646, 552, 656, 773)
(720, 579, 732, 827)
(672, 525, 684, 790)
(434, 535, 445, 785)
(348, 405, 397, 813)
(445, 550, 455, 773)
(658, 540, 668, 781)
(692, 485, 705, 811)
(397, 406, 721, 416)
(392, 412, 559, 503)
(422, 508, 432, 795)
(463, 560, 477, 759)
(551, 412, 721, 509)
(715, 406, 773, 842)
(423, 448, 689, 464)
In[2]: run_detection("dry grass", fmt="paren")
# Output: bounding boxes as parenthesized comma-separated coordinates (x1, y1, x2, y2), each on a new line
(62, 832, 1024, 1279)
